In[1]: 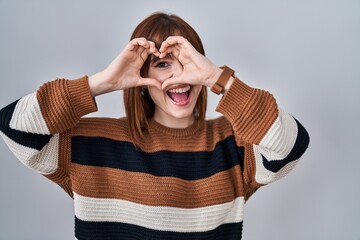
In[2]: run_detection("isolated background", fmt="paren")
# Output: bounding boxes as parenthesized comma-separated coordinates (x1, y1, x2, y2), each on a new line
(0, 0, 359, 239)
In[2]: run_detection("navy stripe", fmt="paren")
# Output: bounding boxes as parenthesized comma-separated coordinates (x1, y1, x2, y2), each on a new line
(0, 99, 52, 150)
(71, 136, 244, 180)
(75, 216, 243, 240)
(262, 117, 310, 173)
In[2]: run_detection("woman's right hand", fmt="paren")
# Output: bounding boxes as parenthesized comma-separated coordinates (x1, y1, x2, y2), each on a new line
(89, 38, 161, 96)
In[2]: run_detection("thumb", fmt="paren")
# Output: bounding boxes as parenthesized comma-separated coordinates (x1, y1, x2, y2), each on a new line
(161, 75, 183, 90)
(139, 78, 162, 90)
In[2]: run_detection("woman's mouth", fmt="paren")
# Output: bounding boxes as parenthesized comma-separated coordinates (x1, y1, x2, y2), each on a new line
(166, 85, 191, 106)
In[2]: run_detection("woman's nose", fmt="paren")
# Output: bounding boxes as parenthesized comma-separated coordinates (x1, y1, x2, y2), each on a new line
(171, 61, 183, 78)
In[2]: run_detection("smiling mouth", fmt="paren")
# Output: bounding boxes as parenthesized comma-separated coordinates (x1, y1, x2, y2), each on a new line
(166, 85, 191, 105)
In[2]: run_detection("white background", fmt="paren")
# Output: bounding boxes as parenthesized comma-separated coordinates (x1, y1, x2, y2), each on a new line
(0, 0, 359, 239)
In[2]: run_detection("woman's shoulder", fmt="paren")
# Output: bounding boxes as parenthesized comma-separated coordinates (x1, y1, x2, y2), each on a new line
(204, 116, 234, 140)
(205, 116, 232, 131)
(71, 116, 131, 141)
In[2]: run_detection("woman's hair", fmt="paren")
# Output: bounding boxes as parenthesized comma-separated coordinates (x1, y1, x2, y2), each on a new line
(124, 12, 207, 141)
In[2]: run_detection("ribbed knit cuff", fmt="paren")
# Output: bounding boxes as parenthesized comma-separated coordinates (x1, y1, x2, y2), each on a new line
(216, 78, 254, 124)
(67, 76, 97, 118)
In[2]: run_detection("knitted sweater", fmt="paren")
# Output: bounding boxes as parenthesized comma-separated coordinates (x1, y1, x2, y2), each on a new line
(0, 76, 309, 240)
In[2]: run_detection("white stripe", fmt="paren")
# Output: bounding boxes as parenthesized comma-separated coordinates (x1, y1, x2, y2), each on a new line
(10, 93, 50, 134)
(253, 144, 299, 184)
(74, 192, 244, 233)
(254, 108, 300, 184)
(0, 132, 59, 175)
(259, 108, 298, 160)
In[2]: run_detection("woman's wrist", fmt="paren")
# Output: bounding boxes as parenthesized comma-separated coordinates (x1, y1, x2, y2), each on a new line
(205, 66, 223, 89)
(208, 65, 235, 95)
(88, 71, 115, 97)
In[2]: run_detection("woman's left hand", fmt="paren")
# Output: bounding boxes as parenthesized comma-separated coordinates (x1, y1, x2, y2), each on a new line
(159, 36, 222, 90)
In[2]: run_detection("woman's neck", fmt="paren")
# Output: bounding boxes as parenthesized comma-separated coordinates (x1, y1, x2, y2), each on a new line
(152, 113, 195, 129)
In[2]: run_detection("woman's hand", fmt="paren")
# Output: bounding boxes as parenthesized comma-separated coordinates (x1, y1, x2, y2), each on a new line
(89, 38, 161, 96)
(158, 36, 222, 90)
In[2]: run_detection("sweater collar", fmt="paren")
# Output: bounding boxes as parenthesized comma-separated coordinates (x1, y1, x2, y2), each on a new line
(148, 118, 204, 137)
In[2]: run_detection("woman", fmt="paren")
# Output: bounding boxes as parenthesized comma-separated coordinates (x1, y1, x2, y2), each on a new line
(0, 12, 309, 240)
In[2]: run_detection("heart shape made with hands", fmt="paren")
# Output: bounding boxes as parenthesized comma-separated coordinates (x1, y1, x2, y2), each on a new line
(88, 37, 221, 96)
(142, 36, 219, 90)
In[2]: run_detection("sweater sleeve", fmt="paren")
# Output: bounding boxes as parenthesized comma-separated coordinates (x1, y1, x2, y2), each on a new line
(216, 77, 310, 196)
(0, 76, 97, 196)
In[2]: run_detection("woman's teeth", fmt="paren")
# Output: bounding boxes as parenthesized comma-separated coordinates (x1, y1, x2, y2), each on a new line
(167, 85, 191, 93)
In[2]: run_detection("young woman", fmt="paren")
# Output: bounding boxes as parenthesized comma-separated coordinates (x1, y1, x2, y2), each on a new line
(0, 12, 309, 240)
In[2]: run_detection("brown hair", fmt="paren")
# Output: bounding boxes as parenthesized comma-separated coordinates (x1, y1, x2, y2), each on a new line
(123, 12, 207, 141)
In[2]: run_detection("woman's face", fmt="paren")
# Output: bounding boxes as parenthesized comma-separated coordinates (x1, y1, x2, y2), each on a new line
(147, 54, 202, 128)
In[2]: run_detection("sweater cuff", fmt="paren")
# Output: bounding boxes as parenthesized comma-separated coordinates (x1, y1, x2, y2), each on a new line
(67, 76, 97, 118)
(216, 78, 254, 123)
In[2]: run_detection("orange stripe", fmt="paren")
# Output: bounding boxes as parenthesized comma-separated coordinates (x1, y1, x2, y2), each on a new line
(37, 79, 71, 133)
(233, 89, 278, 144)
(71, 163, 245, 208)
(37, 77, 96, 134)
(242, 142, 263, 201)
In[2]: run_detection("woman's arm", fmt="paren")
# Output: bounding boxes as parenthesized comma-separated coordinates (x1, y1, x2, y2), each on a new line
(158, 36, 310, 195)
(0, 77, 96, 175)
(216, 77, 310, 187)
(0, 38, 161, 193)
(88, 37, 161, 96)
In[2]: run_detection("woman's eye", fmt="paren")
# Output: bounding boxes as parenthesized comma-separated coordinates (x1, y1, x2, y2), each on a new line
(155, 61, 169, 68)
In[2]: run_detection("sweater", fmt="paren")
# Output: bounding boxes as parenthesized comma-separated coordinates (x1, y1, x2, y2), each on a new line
(0, 76, 309, 240)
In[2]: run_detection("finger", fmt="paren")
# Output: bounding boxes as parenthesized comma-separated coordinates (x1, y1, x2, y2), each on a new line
(140, 47, 152, 62)
(161, 75, 186, 90)
(138, 78, 162, 90)
(134, 38, 149, 48)
(166, 36, 187, 45)
(128, 37, 150, 51)
(135, 40, 160, 61)
(159, 36, 186, 53)
(138, 45, 159, 63)
(148, 41, 160, 56)
(159, 46, 180, 59)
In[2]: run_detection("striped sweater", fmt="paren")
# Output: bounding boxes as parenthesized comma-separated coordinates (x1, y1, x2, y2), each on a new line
(0, 76, 309, 240)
